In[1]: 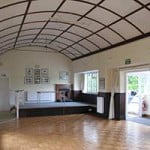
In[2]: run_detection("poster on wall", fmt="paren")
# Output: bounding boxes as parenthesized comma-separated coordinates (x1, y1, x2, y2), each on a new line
(59, 71, 69, 80)
(99, 77, 105, 90)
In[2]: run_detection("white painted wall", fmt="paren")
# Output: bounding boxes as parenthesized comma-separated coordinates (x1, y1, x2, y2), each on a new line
(0, 47, 72, 92)
(0, 77, 9, 111)
(73, 37, 150, 92)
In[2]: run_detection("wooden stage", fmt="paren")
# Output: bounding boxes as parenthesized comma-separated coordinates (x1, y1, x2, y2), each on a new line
(19, 102, 96, 117)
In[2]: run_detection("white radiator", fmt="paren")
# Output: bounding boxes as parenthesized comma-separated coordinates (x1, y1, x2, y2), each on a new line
(26, 91, 55, 103)
(97, 97, 104, 113)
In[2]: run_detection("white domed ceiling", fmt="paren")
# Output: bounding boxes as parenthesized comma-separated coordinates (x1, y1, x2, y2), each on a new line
(0, 0, 150, 60)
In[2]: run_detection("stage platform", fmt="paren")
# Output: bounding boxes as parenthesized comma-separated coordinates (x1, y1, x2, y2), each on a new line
(19, 102, 96, 117)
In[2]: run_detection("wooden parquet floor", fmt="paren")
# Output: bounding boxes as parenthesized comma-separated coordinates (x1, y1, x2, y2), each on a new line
(0, 114, 149, 150)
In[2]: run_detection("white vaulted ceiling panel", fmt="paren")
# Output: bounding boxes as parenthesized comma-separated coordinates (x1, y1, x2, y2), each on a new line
(0, 33, 17, 44)
(59, 0, 93, 15)
(101, 0, 141, 16)
(37, 34, 50, 40)
(57, 37, 74, 45)
(28, 0, 62, 12)
(62, 32, 82, 42)
(51, 41, 67, 49)
(0, 26, 20, 38)
(111, 20, 141, 39)
(41, 29, 62, 36)
(25, 13, 52, 23)
(22, 22, 45, 30)
(138, 0, 150, 4)
(77, 18, 104, 32)
(48, 44, 61, 51)
(88, 34, 110, 48)
(66, 47, 82, 56)
(17, 35, 36, 41)
(35, 38, 51, 44)
(0, 2, 27, 21)
(127, 9, 150, 33)
(98, 28, 124, 44)
(0, 16, 23, 30)
(0, 39, 15, 48)
(46, 22, 70, 30)
(68, 26, 91, 37)
(54, 13, 80, 24)
(0, 0, 149, 59)
(20, 29, 41, 37)
(79, 40, 99, 52)
(87, 7, 120, 25)
(16, 39, 32, 45)
(0, 0, 23, 6)
(62, 52, 75, 59)
(72, 44, 90, 54)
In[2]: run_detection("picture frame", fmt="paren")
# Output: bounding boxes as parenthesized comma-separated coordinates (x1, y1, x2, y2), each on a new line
(34, 69, 41, 84)
(59, 71, 69, 80)
(24, 67, 49, 85)
(24, 77, 33, 85)
(25, 68, 33, 77)
(40, 77, 49, 84)
(99, 77, 105, 90)
(41, 68, 48, 76)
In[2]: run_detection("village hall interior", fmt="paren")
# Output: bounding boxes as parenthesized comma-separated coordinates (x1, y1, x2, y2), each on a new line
(0, 0, 150, 150)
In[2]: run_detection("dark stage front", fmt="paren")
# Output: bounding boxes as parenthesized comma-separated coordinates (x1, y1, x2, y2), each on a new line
(19, 102, 96, 117)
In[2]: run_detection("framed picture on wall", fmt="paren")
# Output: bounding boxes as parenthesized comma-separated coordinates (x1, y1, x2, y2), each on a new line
(25, 68, 33, 77)
(59, 71, 69, 80)
(24, 67, 49, 85)
(40, 77, 49, 84)
(99, 77, 105, 90)
(24, 77, 33, 84)
(41, 68, 48, 76)
(34, 69, 40, 84)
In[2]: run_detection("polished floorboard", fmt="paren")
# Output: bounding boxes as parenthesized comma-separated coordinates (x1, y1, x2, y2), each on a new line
(0, 114, 150, 150)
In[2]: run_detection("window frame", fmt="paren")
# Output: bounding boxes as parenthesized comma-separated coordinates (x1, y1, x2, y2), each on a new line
(83, 71, 99, 94)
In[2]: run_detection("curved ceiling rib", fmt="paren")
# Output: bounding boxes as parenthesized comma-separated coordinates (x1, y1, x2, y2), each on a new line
(0, 21, 101, 48)
(0, 1, 27, 9)
(0, 36, 86, 58)
(31, 0, 67, 42)
(72, 0, 145, 34)
(0, 26, 101, 50)
(0, 38, 77, 54)
(0, 31, 92, 54)
(0, 0, 149, 60)
(0, 40, 76, 59)
(0, 11, 124, 44)
(13, 0, 32, 48)
(0, 44, 73, 59)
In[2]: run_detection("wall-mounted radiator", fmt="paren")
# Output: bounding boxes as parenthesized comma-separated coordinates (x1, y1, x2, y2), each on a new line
(97, 97, 104, 113)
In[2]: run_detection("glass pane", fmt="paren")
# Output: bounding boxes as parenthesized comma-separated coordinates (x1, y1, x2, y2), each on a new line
(85, 72, 98, 93)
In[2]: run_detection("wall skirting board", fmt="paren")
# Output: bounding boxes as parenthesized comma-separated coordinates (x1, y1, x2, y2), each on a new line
(72, 91, 126, 120)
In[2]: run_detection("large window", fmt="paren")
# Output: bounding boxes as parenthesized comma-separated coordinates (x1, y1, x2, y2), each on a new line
(84, 72, 99, 93)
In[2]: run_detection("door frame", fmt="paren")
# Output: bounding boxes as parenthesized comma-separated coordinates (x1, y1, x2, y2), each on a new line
(125, 68, 150, 118)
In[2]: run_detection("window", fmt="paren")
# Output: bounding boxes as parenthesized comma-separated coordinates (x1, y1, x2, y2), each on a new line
(84, 72, 99, 93)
